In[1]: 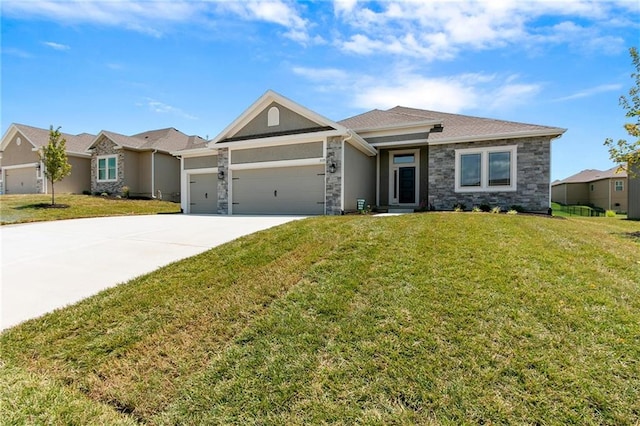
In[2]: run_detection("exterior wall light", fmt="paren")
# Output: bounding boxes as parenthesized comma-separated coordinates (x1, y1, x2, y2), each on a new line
(218, 170, 225, 180)
(329, 162, 336, 173)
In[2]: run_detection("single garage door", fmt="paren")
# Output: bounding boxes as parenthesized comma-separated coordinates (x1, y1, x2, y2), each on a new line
(5, 167, 37, 194)
(232, 165, 325, 215)
(189, 173, 217, 214)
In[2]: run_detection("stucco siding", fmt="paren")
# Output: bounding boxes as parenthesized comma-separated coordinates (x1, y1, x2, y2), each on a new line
(233, 102, 324, 139)
(343, 142, 375, 211)
(627, 164, 640, 219)
(378, 150, 390, 206)
(54, 156, 91, 194)
(154, 152, 180, 202)
(231, 142, 323, 164)
(185, 155, 217, 170)
(590, 179, 628, 212)
(2, 133, 39, 165)
(138, 151, 153, 195)
(123, 150, 140, 192)
(428, 137, 552, 212)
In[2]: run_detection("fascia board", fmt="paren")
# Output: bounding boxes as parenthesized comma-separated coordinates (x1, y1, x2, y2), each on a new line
(427, 128, 567, 146)
(214, 129, 343, 150)
(170, 147, 217, 157)
(370, 139, 430, 148)
(350, 120, 442, 137)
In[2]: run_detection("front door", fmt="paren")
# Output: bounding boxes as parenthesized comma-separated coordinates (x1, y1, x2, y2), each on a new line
(390, 150, 419, 205)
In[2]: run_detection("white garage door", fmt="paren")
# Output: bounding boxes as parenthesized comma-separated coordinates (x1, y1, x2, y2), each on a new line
(189, 173, 217, 214)
(232, 165, 325, 215)
(5, 167, 38, 194)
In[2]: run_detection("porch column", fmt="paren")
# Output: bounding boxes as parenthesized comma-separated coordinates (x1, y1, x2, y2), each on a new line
(217, 147, 229, 214)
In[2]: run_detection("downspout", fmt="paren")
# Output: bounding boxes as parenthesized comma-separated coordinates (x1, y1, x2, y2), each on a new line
(151, 149, 157, 198)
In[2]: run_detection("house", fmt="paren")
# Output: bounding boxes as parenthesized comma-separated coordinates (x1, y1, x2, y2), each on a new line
(88, 127, 205, 202)
(551, 166, 628, 213)
(0, 123, 94, 195)
(175, 90, 566, 215)
(628, 162, 640, 219)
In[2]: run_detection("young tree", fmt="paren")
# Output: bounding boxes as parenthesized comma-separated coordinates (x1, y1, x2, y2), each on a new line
(604, 47, 639, 176)
(39, 125, 72, 205)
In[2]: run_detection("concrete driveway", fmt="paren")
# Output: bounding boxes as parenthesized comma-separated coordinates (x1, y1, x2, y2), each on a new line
(1, 214, 304, 330)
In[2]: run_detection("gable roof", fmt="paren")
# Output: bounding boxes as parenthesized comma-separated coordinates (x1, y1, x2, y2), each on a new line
(1, 123, 95, 156)
(340, 106, 566, 143)
(89, 127, 203, 153)
(553, 166, 627, 185)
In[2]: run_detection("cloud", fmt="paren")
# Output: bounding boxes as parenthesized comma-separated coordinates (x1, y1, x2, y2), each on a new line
(145, 99, 197, 120)
(43, 41, 70, 51)
(554, 84, 623, 102)
(1, 47, 33, 58)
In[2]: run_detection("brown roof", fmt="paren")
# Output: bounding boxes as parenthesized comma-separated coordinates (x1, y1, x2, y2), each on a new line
(96, 127, 205, 153)
(553, 166, 627, 185)
(13, 123, 95, 154)
(339, 106, 565, 142)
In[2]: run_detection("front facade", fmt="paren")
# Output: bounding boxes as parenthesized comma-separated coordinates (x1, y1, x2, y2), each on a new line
(177, 90, 565, 215)
(0, 124, 93, 195)
(551, 167, 628, 213)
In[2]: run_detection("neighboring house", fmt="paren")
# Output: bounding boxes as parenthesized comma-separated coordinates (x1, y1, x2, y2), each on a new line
(628, 162, 640, 219)
(88, 127, 204, 202)
(0, 123, 94, 195)
(551, 166, 628, 213)
(175, 90, 566, 215)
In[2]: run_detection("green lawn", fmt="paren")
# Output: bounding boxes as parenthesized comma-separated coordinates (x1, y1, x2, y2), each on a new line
(1, 214, 639, 424)
(0, 194, 181, 225)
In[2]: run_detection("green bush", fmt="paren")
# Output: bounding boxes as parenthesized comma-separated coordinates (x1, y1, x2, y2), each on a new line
(605, 210, 617, 217)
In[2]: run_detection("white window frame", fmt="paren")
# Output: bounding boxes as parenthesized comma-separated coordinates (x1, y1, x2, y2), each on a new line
(97, 154, 118, 182)
(267, 106, 280, 127)
(614, 180, 624, 191)
(455, 145, 517, 192)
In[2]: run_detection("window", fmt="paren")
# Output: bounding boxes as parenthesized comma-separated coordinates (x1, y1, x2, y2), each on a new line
(393, 154, 415, 164)
(97, 155, 117, 182)
(455, 146, 517, 192)
(615, 180, 624, 191)
(267, 106, 280, 127)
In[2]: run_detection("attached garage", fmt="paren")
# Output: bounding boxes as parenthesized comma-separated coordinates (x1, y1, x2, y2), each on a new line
(5, 166, 38, 194)
(189, 173, 217, 214)
(231, 165, 325, 215)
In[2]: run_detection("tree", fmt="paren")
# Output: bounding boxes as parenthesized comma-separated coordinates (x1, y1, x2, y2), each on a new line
(604, 46, 640, 176)
(39, 126, 72, 205)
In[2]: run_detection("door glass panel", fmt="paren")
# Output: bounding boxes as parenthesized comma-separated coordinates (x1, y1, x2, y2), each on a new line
(398, 167, 415, 203)
(488, 151, 511, 186)
(394, 154, 415, 164)
(460, 153, 481, 187)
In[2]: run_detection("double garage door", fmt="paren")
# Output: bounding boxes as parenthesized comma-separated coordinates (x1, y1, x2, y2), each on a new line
(5, 167, 38, 194)
(232, 165, 325, 215)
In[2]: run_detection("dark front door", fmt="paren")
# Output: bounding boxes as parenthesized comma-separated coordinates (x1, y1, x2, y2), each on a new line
(398, 167, 415, 204)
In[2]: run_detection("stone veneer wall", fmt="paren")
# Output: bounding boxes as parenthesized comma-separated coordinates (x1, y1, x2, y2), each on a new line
(90, 138, 125, 194)
(325, 137, 342, 215)
(217, 147, 229, 214)
(428, 137, 551, 212)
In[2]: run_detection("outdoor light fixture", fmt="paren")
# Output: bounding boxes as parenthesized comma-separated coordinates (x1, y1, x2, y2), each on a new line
(329, 162, 336, 173)
(35, 163, 41, 172)
(217, 170, 225, 180)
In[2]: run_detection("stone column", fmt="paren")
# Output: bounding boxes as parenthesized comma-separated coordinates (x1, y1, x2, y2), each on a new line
(217, 147, 229, 214)
(325, 137, 343, 215)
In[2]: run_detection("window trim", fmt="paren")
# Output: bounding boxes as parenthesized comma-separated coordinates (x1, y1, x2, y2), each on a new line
(97, 154, 118, 182)
(614, 180, 624, 192)
(455, 145, 517, 192)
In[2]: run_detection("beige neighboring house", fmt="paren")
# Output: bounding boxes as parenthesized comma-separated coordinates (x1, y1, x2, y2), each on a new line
(88, 127, 205, 202)
(628, 162, 640, 219)
(0, 124, 94, 195)
(175, 90, 566, 215)
(551, 166, 628, 213)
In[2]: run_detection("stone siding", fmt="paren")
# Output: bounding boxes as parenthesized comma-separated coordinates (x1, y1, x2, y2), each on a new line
(428, 137, 551, 212)
(90, 137, 125, 194)
(325, 137, 342, 215)
(217, 148, 229, 214)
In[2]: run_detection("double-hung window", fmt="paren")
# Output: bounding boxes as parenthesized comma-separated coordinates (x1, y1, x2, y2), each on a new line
(97, 155, 117, 182)
(614, 180, 624, 192)
(455, 146, 517, 192)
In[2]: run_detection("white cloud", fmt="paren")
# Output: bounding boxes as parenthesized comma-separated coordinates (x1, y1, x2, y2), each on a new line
(43, 41, 70, 51)
(1, 47, 33, 58)
(554, 83, 623, 102)
(292, 66, 349, 81)
(145, 99, 197, 120)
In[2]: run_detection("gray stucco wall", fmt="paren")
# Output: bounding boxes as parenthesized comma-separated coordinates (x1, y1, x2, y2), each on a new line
(1, 132, 39, 165)
(54, 155, 91, 194)
(231, 142, 323, 164)
(154, 152, 180, 202)
(233, 102, 323, 139)
(343, 143, 376, 211)
(428, 137, 552, 212)
(185, 155, 218, 170)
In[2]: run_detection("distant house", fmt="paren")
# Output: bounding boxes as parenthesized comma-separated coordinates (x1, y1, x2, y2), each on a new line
(551, 166, 628, 213)
(88, 127, 205, 202)
(175, 90, 566, 215)
(0, 124, 94, 195)
(628, 162, 640, 219)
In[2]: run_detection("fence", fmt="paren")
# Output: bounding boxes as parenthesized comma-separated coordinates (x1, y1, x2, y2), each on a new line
(554, 204, 605, 217)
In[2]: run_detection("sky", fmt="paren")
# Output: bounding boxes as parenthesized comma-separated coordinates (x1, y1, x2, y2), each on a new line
(1, 0, 639, 181)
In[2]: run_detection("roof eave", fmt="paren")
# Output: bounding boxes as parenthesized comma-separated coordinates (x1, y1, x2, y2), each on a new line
(427, 128, 567, 145)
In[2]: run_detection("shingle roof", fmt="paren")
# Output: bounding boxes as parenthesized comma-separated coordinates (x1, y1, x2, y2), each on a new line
(553, 166, 627, 184)
(13, 123, 95, 154)
(339, 106, 565, 142)
(96, 127, 204, 153)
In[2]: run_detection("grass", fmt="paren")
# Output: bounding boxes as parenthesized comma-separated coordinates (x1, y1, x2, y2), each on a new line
(1, 214, 639, 424)
(0, 194, 181, 225)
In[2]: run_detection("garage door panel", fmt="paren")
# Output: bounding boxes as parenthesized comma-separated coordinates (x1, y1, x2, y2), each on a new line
(232, 165, 325, 215)
(6, 167, 38, 194)
(189, 173, 217, 214)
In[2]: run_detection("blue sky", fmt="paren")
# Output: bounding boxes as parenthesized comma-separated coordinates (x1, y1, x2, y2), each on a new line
(1, 0, 638, 180)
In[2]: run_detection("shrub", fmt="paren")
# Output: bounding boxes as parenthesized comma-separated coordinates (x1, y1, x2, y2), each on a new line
(479, 204, 492, 212)
(507, 209, 518, 215)
(510, 205, 525, 213)
(121, 186, 130, 199)
(606, 210, 617, 217)
(491, 206, 502, 214)
(453, 203, 466, 212)
(82, 190, 91, 196)
(472, 206, 482, 213)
